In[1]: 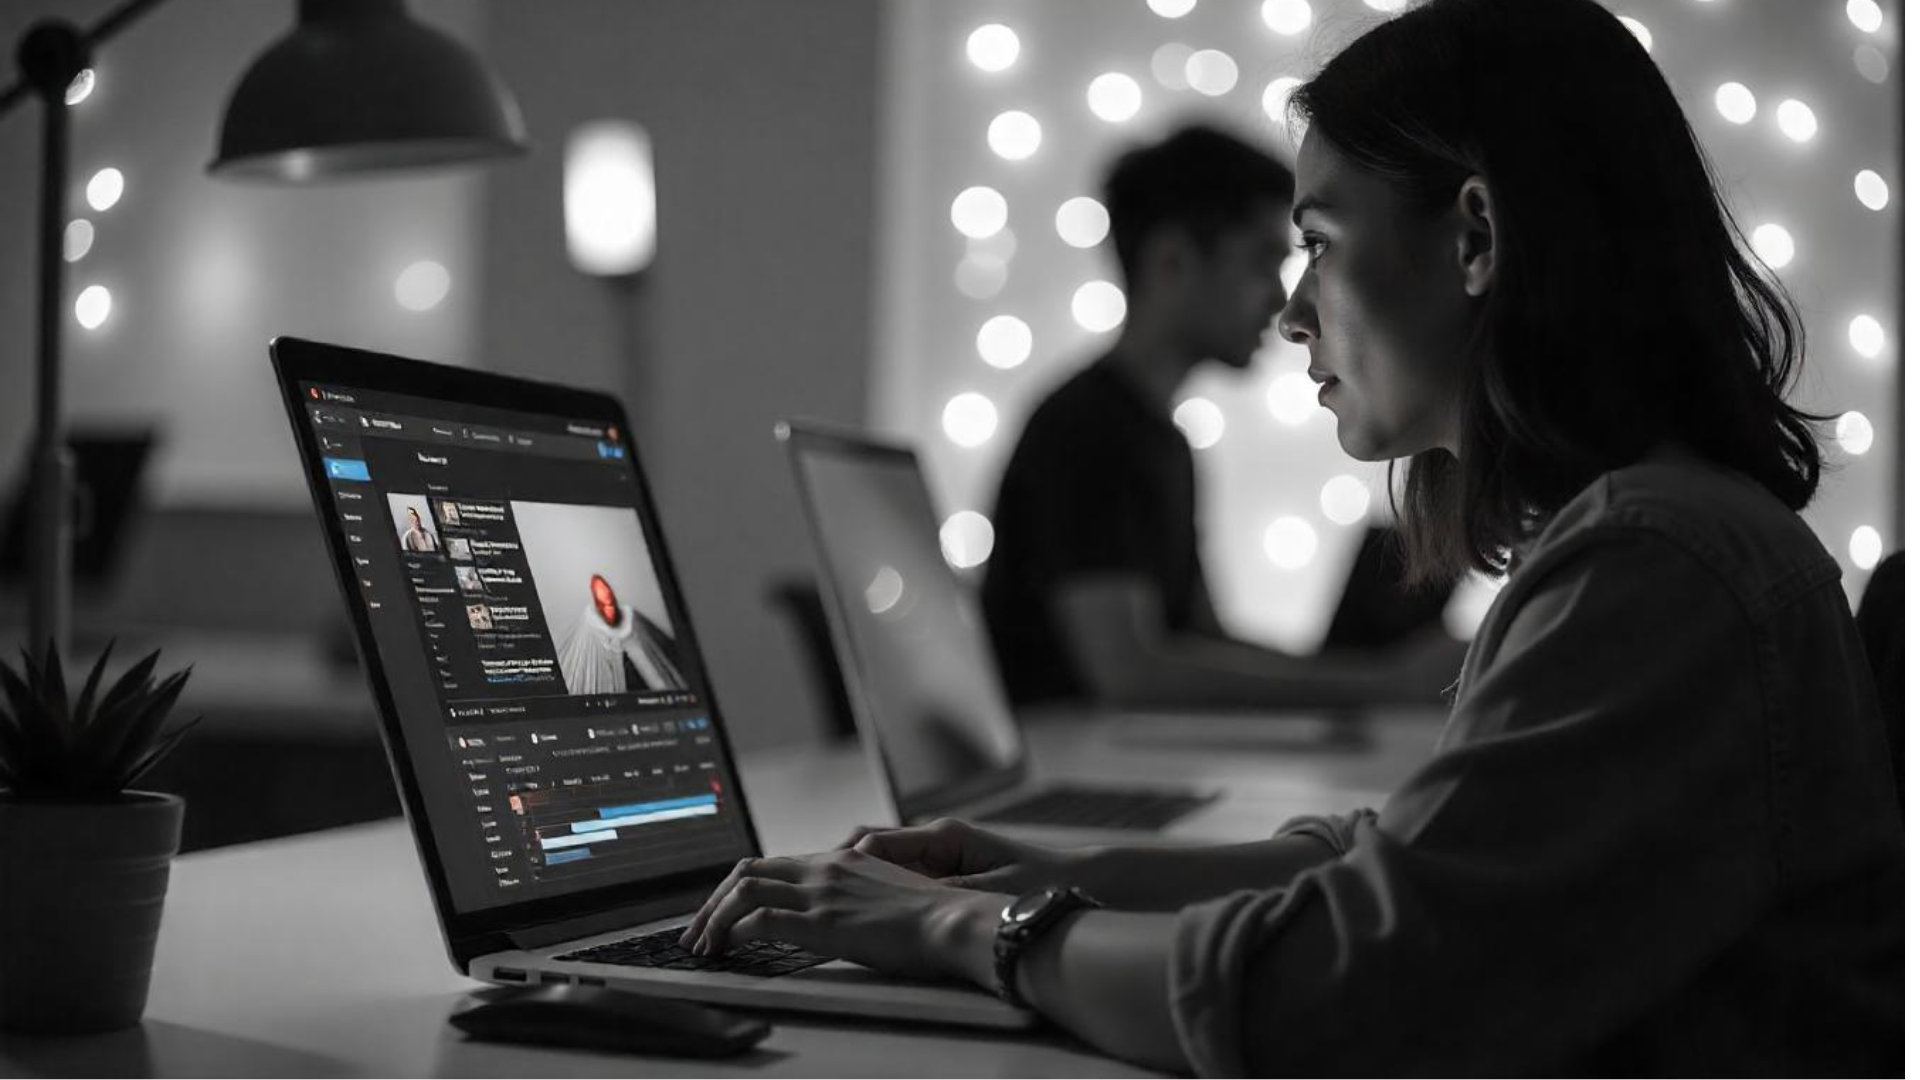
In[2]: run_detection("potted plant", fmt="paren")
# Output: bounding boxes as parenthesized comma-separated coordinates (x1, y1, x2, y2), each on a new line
(0, 644, 198, 1035)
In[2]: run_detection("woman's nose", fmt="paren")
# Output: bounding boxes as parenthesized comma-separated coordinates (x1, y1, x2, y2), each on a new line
(1278, 280, 1317, 345)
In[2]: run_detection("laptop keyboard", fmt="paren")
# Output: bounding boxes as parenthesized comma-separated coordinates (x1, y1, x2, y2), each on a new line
(976, 785, 1215, 831)
(555, 926, 829, 978)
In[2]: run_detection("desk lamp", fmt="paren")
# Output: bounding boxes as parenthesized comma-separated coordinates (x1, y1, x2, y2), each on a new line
(2, 0, 526, 658)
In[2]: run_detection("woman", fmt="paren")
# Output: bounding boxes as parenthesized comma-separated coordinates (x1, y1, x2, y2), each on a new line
(681, 0, 1903, 1072)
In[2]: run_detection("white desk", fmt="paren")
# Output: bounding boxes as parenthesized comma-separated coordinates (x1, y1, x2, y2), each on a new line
(0, 711, 1439, 1078)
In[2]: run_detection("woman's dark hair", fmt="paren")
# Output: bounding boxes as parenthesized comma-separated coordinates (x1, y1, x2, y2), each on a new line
(1291, 0, 1826, 585)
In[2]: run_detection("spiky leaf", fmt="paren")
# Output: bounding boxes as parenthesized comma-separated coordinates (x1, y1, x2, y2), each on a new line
(117, 717, 200, 791)
(95, 669, 191, 786)
(0, 643, 196, 799)
(72, 642, 116, 732)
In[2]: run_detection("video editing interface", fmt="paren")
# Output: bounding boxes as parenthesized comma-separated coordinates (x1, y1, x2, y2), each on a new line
(302, 383, 753, 913)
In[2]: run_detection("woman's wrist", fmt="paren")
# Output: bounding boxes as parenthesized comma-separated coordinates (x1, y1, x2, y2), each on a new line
(927, 890, 1009, 990)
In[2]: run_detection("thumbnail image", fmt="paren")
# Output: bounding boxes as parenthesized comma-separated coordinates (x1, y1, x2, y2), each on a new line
(466, 602, 495, 631)
(512, 500, 691, 695)
(387, 493, 441, 554)
(438, 500, 463, 527)
(447, 537, 473, 562)
(454, 565, 484, 593)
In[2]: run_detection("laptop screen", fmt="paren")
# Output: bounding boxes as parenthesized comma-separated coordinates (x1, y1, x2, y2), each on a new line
(292, 376, 754, 914)
(785, 428, 1024, 819)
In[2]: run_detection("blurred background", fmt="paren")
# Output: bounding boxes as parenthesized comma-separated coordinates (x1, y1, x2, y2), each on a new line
(0, 0, 1901, 849)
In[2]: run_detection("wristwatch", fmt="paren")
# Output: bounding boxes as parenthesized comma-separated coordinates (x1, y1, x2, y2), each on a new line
(992, 886, 1103, 1007)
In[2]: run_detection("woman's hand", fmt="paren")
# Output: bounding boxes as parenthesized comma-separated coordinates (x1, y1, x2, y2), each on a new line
(836, 816, 1084, 896)
(677, 849, 1007, 986)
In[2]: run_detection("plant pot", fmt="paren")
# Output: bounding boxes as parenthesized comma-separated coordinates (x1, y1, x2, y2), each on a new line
(0, 791, 184, 1035)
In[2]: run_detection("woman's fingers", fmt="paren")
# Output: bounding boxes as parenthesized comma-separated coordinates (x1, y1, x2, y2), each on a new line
(835, 824, 889, 850)
(730, 907, 816, 954)
(851, 826, 941, 869)
(694, 877, 810, 955)
(680, 857, 802, 948)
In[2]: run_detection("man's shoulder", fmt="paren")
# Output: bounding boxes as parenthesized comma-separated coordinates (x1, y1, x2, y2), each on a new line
(1023, 364, 1130, 429)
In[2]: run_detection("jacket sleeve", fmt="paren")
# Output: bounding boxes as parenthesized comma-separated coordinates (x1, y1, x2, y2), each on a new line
(1168, 527, 1775, 1076)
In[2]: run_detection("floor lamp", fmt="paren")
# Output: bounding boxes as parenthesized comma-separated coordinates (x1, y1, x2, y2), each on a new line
(2, 0, 527, 660)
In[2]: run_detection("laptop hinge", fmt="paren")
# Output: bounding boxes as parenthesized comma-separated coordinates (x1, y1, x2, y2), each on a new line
(504, 891, 707, 952)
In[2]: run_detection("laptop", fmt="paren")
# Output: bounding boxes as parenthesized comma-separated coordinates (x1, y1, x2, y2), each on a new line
(779, 420, 1354, 843)
(271, 337, 1030, 1029)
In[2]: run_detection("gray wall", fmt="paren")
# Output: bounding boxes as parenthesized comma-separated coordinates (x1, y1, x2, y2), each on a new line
(476, 0, 883, 750)
(0, 1, 884, 755)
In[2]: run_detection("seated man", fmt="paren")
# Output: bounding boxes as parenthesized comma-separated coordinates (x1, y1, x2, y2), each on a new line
(980, 125, 1461, 710)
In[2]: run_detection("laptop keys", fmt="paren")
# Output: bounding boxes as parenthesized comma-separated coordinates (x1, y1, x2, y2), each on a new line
(556, 926, 828, 979)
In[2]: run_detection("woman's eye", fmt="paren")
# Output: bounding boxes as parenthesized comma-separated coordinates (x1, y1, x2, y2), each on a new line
(1301, 236, 1329, 264)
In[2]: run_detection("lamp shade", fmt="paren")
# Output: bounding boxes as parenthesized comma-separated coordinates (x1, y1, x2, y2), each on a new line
(209, 0, 526, 180)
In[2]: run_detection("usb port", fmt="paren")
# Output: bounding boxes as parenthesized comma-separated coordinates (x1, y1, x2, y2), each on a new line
(494, 968, 528, 983)
(577, 976, 605, 987)
(539, 973, 570, 985)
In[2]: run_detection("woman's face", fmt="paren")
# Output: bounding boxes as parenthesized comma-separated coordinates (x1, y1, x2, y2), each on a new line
(1278, 128, 1485, 461)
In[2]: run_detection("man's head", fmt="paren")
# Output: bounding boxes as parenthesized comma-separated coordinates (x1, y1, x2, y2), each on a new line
(590, 574, 619, 626)
(1103, 124, 1296, 370)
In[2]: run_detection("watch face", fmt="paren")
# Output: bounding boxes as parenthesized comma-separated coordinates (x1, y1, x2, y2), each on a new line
(1007, 889, 1060, 924)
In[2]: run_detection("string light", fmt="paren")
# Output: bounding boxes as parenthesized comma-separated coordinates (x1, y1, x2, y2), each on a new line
(1262, 77, 1303, 122)
(1854, 45, 1889, 83)
(1617, 15, 1652, 51)
(1172, 397, 1225, 449)
(1776, 98, 1817, 142)
(1835, 411, 1874, 455)
(1185, 50, 1238, 96)
(864, 566, 905, 615)
(1071, 281, 1126, 332)
(86, 167, 124, 212)
(75, 284, 112, 329)
(966, 25, 1019, 72)
(1087, 73, 1143, 123)
(1714, 82, 1756, 124)
(1848, 314, 1885, 357)
(1266, 372, 1318, 425)
(1261, 0, 1313, 35)
(1319, 475, 1371, 525)
(1055, 197, 1110, 248)
(63, 219, 94, 263)
(1848, 526, 1882, 570)
(977, 315, 1033, 368)
(942, 393, 999, 447)
(1751, 223, 1794, 268)
(1847, 0, 1884, 33)
(1151, 44, 1193, 90)
(941, 511, 996, 569)
(987, 111, 1042, 160)
(1854, 169, 1889, 210)
(64, 68, 94, 105)
(1263, 516, 1318, 569)
(950, 186, 1008, 239)
(955, 255, 1007, 299)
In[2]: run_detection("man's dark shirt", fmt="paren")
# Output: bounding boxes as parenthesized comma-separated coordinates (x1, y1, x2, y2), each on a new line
(980, 359, 1208, 705)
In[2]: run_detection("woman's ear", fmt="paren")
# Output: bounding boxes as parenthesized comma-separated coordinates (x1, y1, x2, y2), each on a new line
(1455, 176, 1496, 297)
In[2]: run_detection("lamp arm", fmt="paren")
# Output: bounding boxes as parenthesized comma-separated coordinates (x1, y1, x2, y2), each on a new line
(0, 0, 175, 117)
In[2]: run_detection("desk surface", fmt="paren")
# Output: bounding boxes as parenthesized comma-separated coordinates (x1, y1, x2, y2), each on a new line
(0, 711, 1439, 1078)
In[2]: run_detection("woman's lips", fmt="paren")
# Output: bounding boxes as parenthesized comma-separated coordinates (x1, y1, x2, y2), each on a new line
(1308, 367, 1340, 405)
